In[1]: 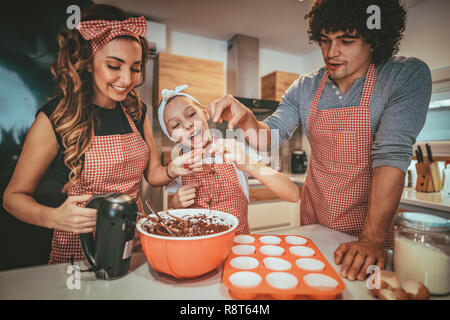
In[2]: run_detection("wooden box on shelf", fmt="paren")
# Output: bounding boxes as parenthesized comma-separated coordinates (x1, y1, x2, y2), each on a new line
(261, 71, 299, 102)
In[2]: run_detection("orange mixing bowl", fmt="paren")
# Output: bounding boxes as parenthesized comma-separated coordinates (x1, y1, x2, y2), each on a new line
(136, 209, 239, 279)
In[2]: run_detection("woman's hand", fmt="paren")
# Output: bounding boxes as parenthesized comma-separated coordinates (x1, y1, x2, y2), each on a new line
(171, 182, 201, 209)
(167, 148, 205, 178)
(210, 138, 252, 172)
(47, 194, 97, 234)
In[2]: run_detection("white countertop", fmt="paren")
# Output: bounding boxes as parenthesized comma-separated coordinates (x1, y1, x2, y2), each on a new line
(0, 224, 448, 300)
(249, 173, 450, 214)
(401, 187, 450, 213)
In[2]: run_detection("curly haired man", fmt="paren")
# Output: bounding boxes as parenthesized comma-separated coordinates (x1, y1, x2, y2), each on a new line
(209, 0, 432, 281)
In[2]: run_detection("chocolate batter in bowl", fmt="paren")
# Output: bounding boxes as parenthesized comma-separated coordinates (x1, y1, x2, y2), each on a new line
(137, 208, 239, 279)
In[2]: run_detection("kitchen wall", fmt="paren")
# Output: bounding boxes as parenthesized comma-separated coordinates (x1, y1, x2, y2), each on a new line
(147, 24, 309, 175)
(0, 0, 94, 270)
(302, 0, 450, 72)
(163, 30, 307, 89)
(399, 0, 450, 71)
(150, 0, 450, 172)
(299, 0, 450, 161)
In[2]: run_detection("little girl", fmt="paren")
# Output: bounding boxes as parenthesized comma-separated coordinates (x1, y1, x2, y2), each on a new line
(159, 85, 300, 234)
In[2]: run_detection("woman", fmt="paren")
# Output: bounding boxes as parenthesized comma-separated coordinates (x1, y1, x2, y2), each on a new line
(2, 4, 202, 264)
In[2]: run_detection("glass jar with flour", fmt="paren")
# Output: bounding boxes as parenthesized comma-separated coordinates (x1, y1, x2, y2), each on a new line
(394, 212, 449, 295)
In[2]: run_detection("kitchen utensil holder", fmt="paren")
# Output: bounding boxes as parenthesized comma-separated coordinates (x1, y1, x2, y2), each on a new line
(415, 161, 443, 192)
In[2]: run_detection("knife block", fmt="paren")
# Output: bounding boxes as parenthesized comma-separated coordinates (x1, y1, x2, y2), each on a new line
(415, 161, 443, 192)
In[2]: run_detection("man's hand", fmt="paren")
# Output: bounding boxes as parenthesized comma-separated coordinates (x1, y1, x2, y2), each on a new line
(334, 239, 387, 281)
(333, 166, 403, 281)
(208, 94, 272, 150)
(209, 94, 254, 129)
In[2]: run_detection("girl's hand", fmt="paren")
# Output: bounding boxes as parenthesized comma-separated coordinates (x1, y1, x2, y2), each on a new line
(171, 182, 201, 209)
(210, 138, 252, 171)
(167, 148, 205, 178)
(48, 194, 97, 233)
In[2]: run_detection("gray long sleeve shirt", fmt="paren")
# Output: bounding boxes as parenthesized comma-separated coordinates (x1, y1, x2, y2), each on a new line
(263, 56, 432, 173)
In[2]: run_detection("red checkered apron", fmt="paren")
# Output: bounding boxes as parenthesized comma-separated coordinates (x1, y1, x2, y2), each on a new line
(48, 105, 151, 264)
(300, 64, 395, 249)
(181, 163, 249, 234)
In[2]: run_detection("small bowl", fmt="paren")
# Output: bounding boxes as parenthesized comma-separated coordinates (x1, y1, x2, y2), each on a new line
(263, 257, 292, 271)
(137, 209, 238, 279)
(232, 245, 256, 255)
(234, 235, 255, 244)
(296, 258, 325, 271)
(230, 257, 259, 270)
(303, 273, 339, 291)
(289, 246, 315, 257)
(260, 245, 285, 256)
(285, 236, 307, 245)
(259, 236, 281, 245)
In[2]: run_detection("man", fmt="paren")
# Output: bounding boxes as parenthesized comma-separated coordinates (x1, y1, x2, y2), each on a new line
(209, 0, 431, 281)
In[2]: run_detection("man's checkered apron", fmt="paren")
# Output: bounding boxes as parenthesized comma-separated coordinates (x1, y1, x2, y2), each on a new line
(48, 106, 151, 264)
(181, 163, 249, 234)
(300, 64, 395, 249)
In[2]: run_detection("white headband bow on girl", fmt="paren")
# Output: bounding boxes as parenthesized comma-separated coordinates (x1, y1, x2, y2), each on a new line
(158, 85, 201, 141)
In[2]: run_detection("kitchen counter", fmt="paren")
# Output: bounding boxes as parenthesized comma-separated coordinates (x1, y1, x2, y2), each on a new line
(399, 187, 450, 215)
(0, 224, 448, 300)
(250, 173, 450, 216)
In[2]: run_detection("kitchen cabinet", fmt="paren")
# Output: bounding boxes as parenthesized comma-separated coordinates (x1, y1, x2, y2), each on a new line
(261, 70, 299, 101)
(161, 173, 449, 232)
(164, 184, 302, 233)
(155, 52, 224, 107)
(248, 185, 301, 233)
(248, 200, 300, 233)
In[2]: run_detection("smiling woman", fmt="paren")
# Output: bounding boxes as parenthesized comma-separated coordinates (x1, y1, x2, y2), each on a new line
(2, 4, 204, 267)
(50, 5, 150, 191)
(92, 44, 144, 108)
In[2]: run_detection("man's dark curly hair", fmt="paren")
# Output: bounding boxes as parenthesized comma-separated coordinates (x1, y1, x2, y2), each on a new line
(305, 0, 407, 65)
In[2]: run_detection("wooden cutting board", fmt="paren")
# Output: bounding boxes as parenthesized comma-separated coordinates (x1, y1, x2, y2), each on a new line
(155, 52, 224, 107)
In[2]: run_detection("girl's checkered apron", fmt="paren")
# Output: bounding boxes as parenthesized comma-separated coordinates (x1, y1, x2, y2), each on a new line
(181, 163, 249, 234)
(300, 64, 395, 249)
(48, 106, 150, 264)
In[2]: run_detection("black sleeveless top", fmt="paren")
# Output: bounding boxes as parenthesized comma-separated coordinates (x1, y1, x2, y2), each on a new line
(0, 98, 148, 270)
(34, 98, 148, 209)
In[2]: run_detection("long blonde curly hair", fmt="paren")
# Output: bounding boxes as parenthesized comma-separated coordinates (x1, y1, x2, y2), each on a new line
(49, 4, 150, 192)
